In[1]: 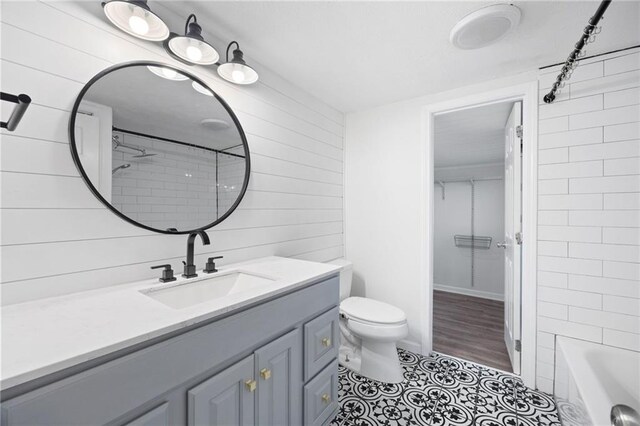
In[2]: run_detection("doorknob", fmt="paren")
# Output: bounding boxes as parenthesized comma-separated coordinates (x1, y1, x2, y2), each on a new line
(497, 242, 507, 249)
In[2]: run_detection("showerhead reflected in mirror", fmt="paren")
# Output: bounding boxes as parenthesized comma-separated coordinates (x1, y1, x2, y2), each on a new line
(69, 62, 250, 234)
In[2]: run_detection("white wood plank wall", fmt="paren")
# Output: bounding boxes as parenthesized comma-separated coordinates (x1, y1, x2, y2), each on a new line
(0, 1, 345, 305)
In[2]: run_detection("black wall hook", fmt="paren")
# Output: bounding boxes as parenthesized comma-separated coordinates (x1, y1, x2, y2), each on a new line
(1, 92, 31, 132)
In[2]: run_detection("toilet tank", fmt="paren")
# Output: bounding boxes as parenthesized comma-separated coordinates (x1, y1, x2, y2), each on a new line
(326, 258, 352, 301)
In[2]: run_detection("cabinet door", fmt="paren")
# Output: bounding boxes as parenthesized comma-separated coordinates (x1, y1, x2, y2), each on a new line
(255, 328, 303, 426)
(124, 403, 170, 426)
(188, 355, 255, 426)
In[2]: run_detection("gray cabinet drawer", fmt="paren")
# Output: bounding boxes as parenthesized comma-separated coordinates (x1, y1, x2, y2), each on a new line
(303, 359, 338, 426)
(304, 307, 339, 381)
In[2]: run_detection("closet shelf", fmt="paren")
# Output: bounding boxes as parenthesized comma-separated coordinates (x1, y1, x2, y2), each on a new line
(454, 235, 492, 249)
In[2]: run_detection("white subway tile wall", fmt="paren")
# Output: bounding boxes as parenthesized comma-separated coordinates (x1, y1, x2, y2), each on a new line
(537, 48, 640, 393)
(0, 2, 344, 304)
(110, 132, 243, 231)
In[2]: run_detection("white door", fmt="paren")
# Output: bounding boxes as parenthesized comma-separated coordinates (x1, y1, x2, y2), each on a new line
(75, 101, 113, 201)
(502, 102, 522, 374)
(75, 112, 102, 186)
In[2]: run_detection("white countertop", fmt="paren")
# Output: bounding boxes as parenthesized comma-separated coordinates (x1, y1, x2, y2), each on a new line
(1, 256, 341, 390)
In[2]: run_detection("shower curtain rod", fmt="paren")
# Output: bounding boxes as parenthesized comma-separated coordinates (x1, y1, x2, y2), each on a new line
(112, 126, 246, 159)
(543, 0, 612, 104)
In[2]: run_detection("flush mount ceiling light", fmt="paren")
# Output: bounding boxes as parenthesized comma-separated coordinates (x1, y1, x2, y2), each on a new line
(102, 0, 169, 41)
(200, 118, 230, 130)
(147, 65, 189, 81)
(192, 81, 214, 96)
(217, 41, 259, 85)
(165, 14, 219, 65)
(450, 4, 521, 50)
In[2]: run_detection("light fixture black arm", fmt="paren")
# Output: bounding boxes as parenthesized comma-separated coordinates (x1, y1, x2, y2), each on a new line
(226, 41, 240, 62)
(185, 13, 197, 34)
(543, 0, 612, 104)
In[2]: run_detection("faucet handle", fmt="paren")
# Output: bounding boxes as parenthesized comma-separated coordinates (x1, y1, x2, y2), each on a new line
(151, 264, 176, 283)
(203, 256, 223, 274)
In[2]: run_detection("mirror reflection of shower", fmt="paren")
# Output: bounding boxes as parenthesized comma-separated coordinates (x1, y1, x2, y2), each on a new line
(112, 163, 131, 174)
(112, 135, 156, 158)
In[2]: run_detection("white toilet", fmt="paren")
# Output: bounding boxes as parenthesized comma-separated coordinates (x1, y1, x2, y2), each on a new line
(328, 258, 409, 383)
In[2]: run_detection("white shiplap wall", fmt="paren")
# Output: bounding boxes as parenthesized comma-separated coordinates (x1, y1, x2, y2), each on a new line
(536, 48, 640, 393)
(0, 1, 344, 305)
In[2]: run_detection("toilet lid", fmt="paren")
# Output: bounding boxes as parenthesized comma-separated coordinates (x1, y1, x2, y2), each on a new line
(341, 297, 406, 325)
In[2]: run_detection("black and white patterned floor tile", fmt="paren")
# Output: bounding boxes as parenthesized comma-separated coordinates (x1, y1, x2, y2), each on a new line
(329, 349, 561, 426)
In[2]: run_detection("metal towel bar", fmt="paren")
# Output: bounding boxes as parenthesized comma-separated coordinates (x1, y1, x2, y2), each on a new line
(1, 92, 31, 132)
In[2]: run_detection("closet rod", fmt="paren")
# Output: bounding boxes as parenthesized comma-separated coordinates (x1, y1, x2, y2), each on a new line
(435, 176, 503, 184)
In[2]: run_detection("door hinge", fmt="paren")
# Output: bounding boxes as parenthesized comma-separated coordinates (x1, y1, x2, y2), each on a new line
(515, 232, 523, 245)
(516, 125, 523, 139)
(515, 340, 521, 352)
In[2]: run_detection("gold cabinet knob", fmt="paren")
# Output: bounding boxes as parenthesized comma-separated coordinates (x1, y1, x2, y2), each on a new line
(245, 379, 257, 392)
(260, 368, 271, 380)
(321, 393, 331, 404)
(322, 337, 331, 347)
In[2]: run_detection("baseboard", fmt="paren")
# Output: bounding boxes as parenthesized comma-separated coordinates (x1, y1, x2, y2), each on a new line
(434, 283, 504, 302)
(397, 339, 422, 354)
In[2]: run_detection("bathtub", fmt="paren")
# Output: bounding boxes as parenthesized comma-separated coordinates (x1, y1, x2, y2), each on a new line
(554, 336, 640, 426)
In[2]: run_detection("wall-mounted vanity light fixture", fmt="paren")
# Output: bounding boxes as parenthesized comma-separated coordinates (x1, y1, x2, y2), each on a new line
(102, 0, 170, 41)
(217, 41, 259, 85)
(192, 81, 214, 96)
(165, 14, 219, 65)
(102, 3, 259, 85)
(147, 65, 189, 80)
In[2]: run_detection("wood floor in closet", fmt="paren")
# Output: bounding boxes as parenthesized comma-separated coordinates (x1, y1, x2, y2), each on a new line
(433, 290, 513, 373)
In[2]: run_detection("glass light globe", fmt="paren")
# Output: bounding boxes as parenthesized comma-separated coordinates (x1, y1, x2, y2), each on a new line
(147, 66, 189, 81)
(186, 45, 203, 62)
(232, 70, 246, 84)
(103, 0, 169, 41)
(128, 12, 149, 35)
(167, 36, 218, 65)
(162, 68, 177, 79)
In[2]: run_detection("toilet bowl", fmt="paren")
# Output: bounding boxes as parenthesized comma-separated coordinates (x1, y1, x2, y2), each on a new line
(327, 258, 409, 383)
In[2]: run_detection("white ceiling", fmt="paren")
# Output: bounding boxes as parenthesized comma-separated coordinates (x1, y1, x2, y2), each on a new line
(163, 1, 640, 112)
(435, 101, 514, 168)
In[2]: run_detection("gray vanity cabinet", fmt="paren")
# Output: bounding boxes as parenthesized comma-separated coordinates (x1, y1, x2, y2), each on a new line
(1, 275, 340, 426)
(188, 355, 255, 426)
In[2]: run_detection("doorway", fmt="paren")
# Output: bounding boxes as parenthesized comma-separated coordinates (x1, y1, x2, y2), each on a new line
(420, 82, 538, 386)
(432, 101, 520, 373)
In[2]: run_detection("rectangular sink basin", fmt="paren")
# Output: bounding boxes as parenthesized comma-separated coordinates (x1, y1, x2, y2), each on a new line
(141, 271, 276, 309)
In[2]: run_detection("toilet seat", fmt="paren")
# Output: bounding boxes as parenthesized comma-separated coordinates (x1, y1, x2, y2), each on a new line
(340, 297, 406, 325)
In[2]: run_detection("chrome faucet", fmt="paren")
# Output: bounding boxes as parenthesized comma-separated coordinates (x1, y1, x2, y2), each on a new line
(183, 230, 210, 278)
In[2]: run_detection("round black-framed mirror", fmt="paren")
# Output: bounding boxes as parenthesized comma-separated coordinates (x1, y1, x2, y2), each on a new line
(69, 61, 250, 235)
